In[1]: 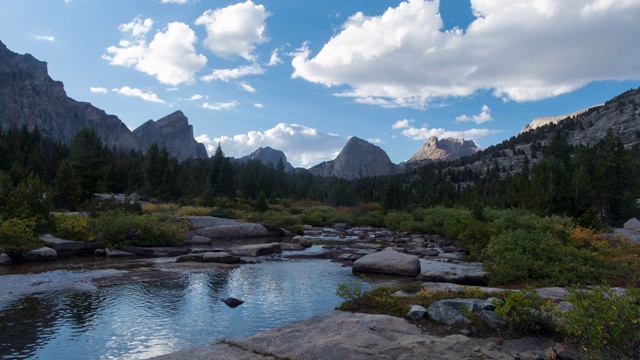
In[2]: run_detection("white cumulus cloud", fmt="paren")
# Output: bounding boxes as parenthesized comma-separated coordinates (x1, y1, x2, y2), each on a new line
(292, 0, 640, 108)
(186, 94, 205, 101)
(399, 125, 499, 142)
(90, 87, 108, 94)
(112, 86, 166, 104)
(196, 123, 348, 168)
(254, 103, 264, 108)
(238, 81, 256, 93)
(160, 0, 190, 4)
(195, 1, 270, 61)
(104, 17, 207, 85)
(455, 105, 492, 124)
(268, 49, 282, 66)
(202, 101, 239, 111)
(201, 64, 265, 82)
(392, 119, 414, 129)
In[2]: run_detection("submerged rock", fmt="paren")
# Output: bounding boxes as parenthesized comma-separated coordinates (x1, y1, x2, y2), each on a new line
(222, 297, 244, 308)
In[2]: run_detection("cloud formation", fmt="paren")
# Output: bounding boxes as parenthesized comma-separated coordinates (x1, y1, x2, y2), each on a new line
(195, 1, 270, 61)
(201, 64, 265, 82)
(202, 101, 239, 110)
(34, 34, 55, 42)
(196, 123, 348, 168)
(238, 81, 256, 93)
(104, 17, 207, 85)
(392, 118, 499, 142)
(455, 105, 492, 124)
(90, 87, 108, 94)
(112, 86, 166, 103)
(292, 0, 640, 108)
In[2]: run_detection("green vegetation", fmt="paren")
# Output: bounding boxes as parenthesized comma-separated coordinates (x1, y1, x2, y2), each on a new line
(493, 287, 555, 335)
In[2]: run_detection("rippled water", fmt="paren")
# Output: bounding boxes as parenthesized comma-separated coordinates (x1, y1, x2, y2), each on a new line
(0, 256, 403, 359)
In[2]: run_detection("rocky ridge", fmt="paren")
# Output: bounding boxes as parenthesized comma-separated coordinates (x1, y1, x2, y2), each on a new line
(0, 40, 206, 161)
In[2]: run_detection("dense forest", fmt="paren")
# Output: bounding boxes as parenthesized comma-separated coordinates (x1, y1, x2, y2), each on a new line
(1, 116, 640, 230)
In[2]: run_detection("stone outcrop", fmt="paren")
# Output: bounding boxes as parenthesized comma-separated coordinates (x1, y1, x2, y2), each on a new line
(233, 146, 294, 172)
(132, 111, 208, 162)
(0, 253, 11, 265)
(352, 249, 421, 276)
(105, 248, 135, 258)
(22, 247, 57, 261)
(0, 40, 206, 161)
(153, 311, 555, 360)
(417, 259, 489, 286)
(308, 137, 396, 179)
(176, 251, 241, 264)
(519, 106, 600, 135)
(193, 224, 271, 239)
(229, 243, 282, 257)
(40, 234, 98, 255)
(408, 137, 479, 163)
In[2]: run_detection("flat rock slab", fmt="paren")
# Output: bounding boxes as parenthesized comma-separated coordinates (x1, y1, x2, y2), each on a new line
(230, 243, 282, 257)
(417, 259, 489, 286)
(180, 216, 240, 228)
(352, 250, 421, 276)
(41, 234, 98, 255)
(22, 247, 57, 261)
(193, 224, 270, 239)
(105, 249, 135, 258)
(422, 282, 508, 294)
(152, 311, 554, 360)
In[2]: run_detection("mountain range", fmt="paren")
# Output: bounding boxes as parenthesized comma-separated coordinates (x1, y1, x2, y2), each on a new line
(2, 39, 638, 179)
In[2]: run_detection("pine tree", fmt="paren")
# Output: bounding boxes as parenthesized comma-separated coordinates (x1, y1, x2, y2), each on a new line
(68, 127, 106, 201)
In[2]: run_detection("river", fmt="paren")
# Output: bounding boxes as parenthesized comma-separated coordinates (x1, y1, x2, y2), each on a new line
(0, 246, 405, 359)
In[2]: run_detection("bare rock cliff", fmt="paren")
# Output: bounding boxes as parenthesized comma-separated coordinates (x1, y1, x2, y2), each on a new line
(309, 137, 396, 179)
(408, 137, 479, 162)
(133, 111, 208, 161)
(234, 147, 294, 172)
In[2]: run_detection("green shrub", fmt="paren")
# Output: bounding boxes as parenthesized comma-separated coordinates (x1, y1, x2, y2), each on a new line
(356, 211, 385, 227)
(90, 211, 188, 247)
(383, 211, 409, 230)
(336, 281, 363, 301)
(174, 206, 211, 217)
(484, 229, 605, 286)
(494, 287, 555, 335)
(300, 206, 339, 227)
(53, 214, 93, 242)
(257, 210, 302, 231)
(0, 218, 43, 253)
(561, 286, 640, 359)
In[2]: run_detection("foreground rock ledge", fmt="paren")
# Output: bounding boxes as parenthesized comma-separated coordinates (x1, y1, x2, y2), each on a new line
(152, 311, 554, 360)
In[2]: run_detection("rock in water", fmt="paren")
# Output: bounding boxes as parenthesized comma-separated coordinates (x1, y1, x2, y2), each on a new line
(352, 250, 421, 276)
(222, 297, 244, 308)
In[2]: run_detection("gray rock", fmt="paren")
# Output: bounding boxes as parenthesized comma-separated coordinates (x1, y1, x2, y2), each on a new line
(535, 287, 568, 301)
(352, 250, 421, 276)
(438, 298, 492, 312)
(202, 252, 241, 264)
(624, 217, 640, 230)
(233, 147, 294, 172)
(290, 235, 312, 248)
(417, 260, 489, 285)
(0, 253, 11, 265)
(479, 310, 507, 329)
(22, 247, 57, 261)
(105, 248, 135, 258)
(427, 301, 471, 325)
(194, 224, 270, 239)
(230, 243, 282, 257)
(181, 216, 240, 228)
(152, 310, 555, 360)
(94, 249, 106, 256)
(176, 254, 204, 263)
(184, 236, 212, 245)
(278, 243, 305, 251)
(391, 290, 414, 298)
(40, 234, 98, 255)
(407, 136, 479, 163)
(407, 304, 427, 320)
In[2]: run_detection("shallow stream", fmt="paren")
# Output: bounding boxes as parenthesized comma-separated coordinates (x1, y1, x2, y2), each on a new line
(0, 247, 405, 359)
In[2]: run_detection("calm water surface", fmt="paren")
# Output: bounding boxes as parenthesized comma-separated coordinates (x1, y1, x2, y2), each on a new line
(0, 249, 403, 359)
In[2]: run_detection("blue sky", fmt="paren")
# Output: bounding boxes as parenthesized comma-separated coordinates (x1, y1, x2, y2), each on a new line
(1, 0, 639, 168)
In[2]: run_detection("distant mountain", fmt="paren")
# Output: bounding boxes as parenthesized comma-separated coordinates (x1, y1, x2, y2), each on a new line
(409, 137, 479, 162)
(233, 147, 294, 172)
(133, 111, 208, 162)
(309, 137, 396, 179)
(0, 40, 207, 161)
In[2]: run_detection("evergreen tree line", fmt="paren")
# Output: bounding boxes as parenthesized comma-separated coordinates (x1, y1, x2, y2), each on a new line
(1, 124, 639, 228)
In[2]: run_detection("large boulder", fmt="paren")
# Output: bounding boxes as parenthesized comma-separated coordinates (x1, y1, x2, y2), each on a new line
(0, 253, 11, 265)
(176, 252, 241, 264)
(22, 247, 57, 261)
(193, 224, 270, 239)
(352, 250, 421, 276)
(290, 236, 312, 248)
(41, 234, 98, 255)
(230, 243, 282, 257)
(180, 216, 239, 228)
(417, 259, 489, 285)
(624, 217, 640, 230)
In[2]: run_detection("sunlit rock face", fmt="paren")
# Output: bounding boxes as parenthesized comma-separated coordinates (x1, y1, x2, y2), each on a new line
(233, 146, 294, 172)
(407, 136, 479, 162)
(309, 137, 396, 179)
